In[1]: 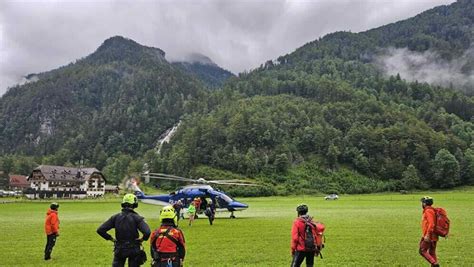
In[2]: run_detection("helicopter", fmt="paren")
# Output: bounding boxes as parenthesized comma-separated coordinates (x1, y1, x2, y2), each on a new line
(129, 172, 258, 218)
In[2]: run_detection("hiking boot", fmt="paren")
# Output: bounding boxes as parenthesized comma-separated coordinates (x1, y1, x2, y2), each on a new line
(44, 255, 51, 260)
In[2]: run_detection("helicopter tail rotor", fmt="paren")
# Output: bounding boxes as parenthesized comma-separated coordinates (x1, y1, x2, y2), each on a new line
(122, 177, 142, 192)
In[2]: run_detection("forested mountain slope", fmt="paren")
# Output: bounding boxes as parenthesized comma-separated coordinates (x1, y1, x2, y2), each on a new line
(0, 36, 207, 163)
(155, 0, 474, 193)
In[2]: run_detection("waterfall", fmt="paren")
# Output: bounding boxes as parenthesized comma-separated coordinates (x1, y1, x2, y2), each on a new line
(156, 121, 181, 154)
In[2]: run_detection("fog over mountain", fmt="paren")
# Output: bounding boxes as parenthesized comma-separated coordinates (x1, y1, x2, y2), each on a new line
(376, 47, 474, 93)
(0, 0, 454, 95)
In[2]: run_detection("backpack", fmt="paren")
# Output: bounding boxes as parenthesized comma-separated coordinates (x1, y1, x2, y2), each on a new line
(304, 222, 316, 251)
(314, 222, 326, 252)
(303, 221, 326, 256)
(433, 208, 450, 237)
(150, 227, 183, 260)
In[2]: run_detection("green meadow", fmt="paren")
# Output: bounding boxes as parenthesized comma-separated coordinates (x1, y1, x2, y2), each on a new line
(1, 189, 473, 266)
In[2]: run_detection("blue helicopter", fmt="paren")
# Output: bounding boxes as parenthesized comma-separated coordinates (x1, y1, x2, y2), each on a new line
(129, 173, 257, 218)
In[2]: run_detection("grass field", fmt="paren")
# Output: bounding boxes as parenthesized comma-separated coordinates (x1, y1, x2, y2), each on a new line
(1, 189, 473, 266)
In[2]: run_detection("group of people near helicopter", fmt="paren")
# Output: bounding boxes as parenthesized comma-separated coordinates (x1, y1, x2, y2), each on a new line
(171, 197, 216, 226)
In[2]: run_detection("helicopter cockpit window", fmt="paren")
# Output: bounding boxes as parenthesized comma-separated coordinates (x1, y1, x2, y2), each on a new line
(218, 194, 233, 203)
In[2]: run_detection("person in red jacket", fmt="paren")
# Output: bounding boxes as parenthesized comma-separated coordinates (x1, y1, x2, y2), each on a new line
(44, 202, 60, 260)
(150, 206, 186, 267)
(419, 196, 440, 267)
(291, 204, 317, 267)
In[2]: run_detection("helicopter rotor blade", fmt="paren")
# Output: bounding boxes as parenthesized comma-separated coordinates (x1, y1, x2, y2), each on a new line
(208, 179, 255, 183)
(207, 181, 260, 186)
(143, 173, 197, 183)
(142, 172, 261, 186)
(147, 173, 195, 181)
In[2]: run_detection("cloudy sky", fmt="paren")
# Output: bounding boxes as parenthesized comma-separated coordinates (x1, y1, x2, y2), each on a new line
(0, 0, 455, 96)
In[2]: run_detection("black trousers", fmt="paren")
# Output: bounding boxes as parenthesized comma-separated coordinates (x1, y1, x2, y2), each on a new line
(207, 214, 215, 225)
(113, 246, 142, 267)
(44, 234, 57, 259)
(291, 251, 315, 267)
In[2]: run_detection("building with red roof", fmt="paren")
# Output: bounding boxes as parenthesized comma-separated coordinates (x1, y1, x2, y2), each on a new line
(9, 175, 29, 190)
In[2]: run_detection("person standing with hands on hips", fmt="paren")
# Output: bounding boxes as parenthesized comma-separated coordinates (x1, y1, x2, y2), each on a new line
(97, 193, 151, 267)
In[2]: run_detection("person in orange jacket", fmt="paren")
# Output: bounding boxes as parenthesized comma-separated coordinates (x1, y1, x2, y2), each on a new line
(150, 206, 186, 267)
(44, 202, 60, 260)
(193, 197, 202, 214)
(419, 196, 439, 267)
(291, 204, 317, 267)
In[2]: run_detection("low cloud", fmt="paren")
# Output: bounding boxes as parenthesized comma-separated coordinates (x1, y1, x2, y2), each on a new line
(0, 0, 455, 96)
(376, 47, 474, 92)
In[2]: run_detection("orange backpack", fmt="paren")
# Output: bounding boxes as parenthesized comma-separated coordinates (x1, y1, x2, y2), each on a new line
(434, 208, 450, 237)
(314, 222, 325, 254)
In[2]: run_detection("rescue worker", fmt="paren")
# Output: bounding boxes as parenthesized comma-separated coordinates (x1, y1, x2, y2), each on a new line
(291, 204, 316, 267)
(150, 206, 186, 267)
(200, 197, 208, 212)
(187, 203, 196, 226)
(172, 200, 184, 221)
(44, 202, 60, 260)
(97, 193, 151, 267)
(419, 196, 440, 267)
(193, 197, 202, 214)
(204, 200, 216, 225)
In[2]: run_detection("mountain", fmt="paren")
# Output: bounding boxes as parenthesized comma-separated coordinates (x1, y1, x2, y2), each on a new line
(172, 53, 235, 88)
(0, 36, 208, 165)
(2, 2, 474, 192)
(155, 0, 474, 194)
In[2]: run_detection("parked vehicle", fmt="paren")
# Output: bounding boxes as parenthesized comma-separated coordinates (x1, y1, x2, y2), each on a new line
(324, 193, 339, 200)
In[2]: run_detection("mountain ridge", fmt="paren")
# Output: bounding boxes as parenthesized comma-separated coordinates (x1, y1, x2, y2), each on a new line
(1, 1, 474, 191)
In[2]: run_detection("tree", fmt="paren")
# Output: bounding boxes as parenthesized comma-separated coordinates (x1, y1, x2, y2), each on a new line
(400, 164, 423, 190)
(92, 144, 108, 170)
(102, 154, 133, 184)
(462, 148, 474, 185)
(432, 149, 460, 188)
(275, 153, 289, 173)
(326, 143, 340, 169)
(0, 156, 14, 174)
(354, 151, 370, 175)
(3, 156, 38, 175)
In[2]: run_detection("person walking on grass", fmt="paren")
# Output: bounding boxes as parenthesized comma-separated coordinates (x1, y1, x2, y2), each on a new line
(193, 197, 202, 214)
(204, 200, 216, 225)
(44, 202, 60, 260)
(291, 204, 318, 267)
(187, 203, 196, 226)
(97, 193, 151, 267)
(419, 196, 440, 267)
(172, 200, 184, 222)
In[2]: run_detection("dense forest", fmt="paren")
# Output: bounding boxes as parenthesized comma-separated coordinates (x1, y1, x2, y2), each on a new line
(1, 1, 474, 195)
